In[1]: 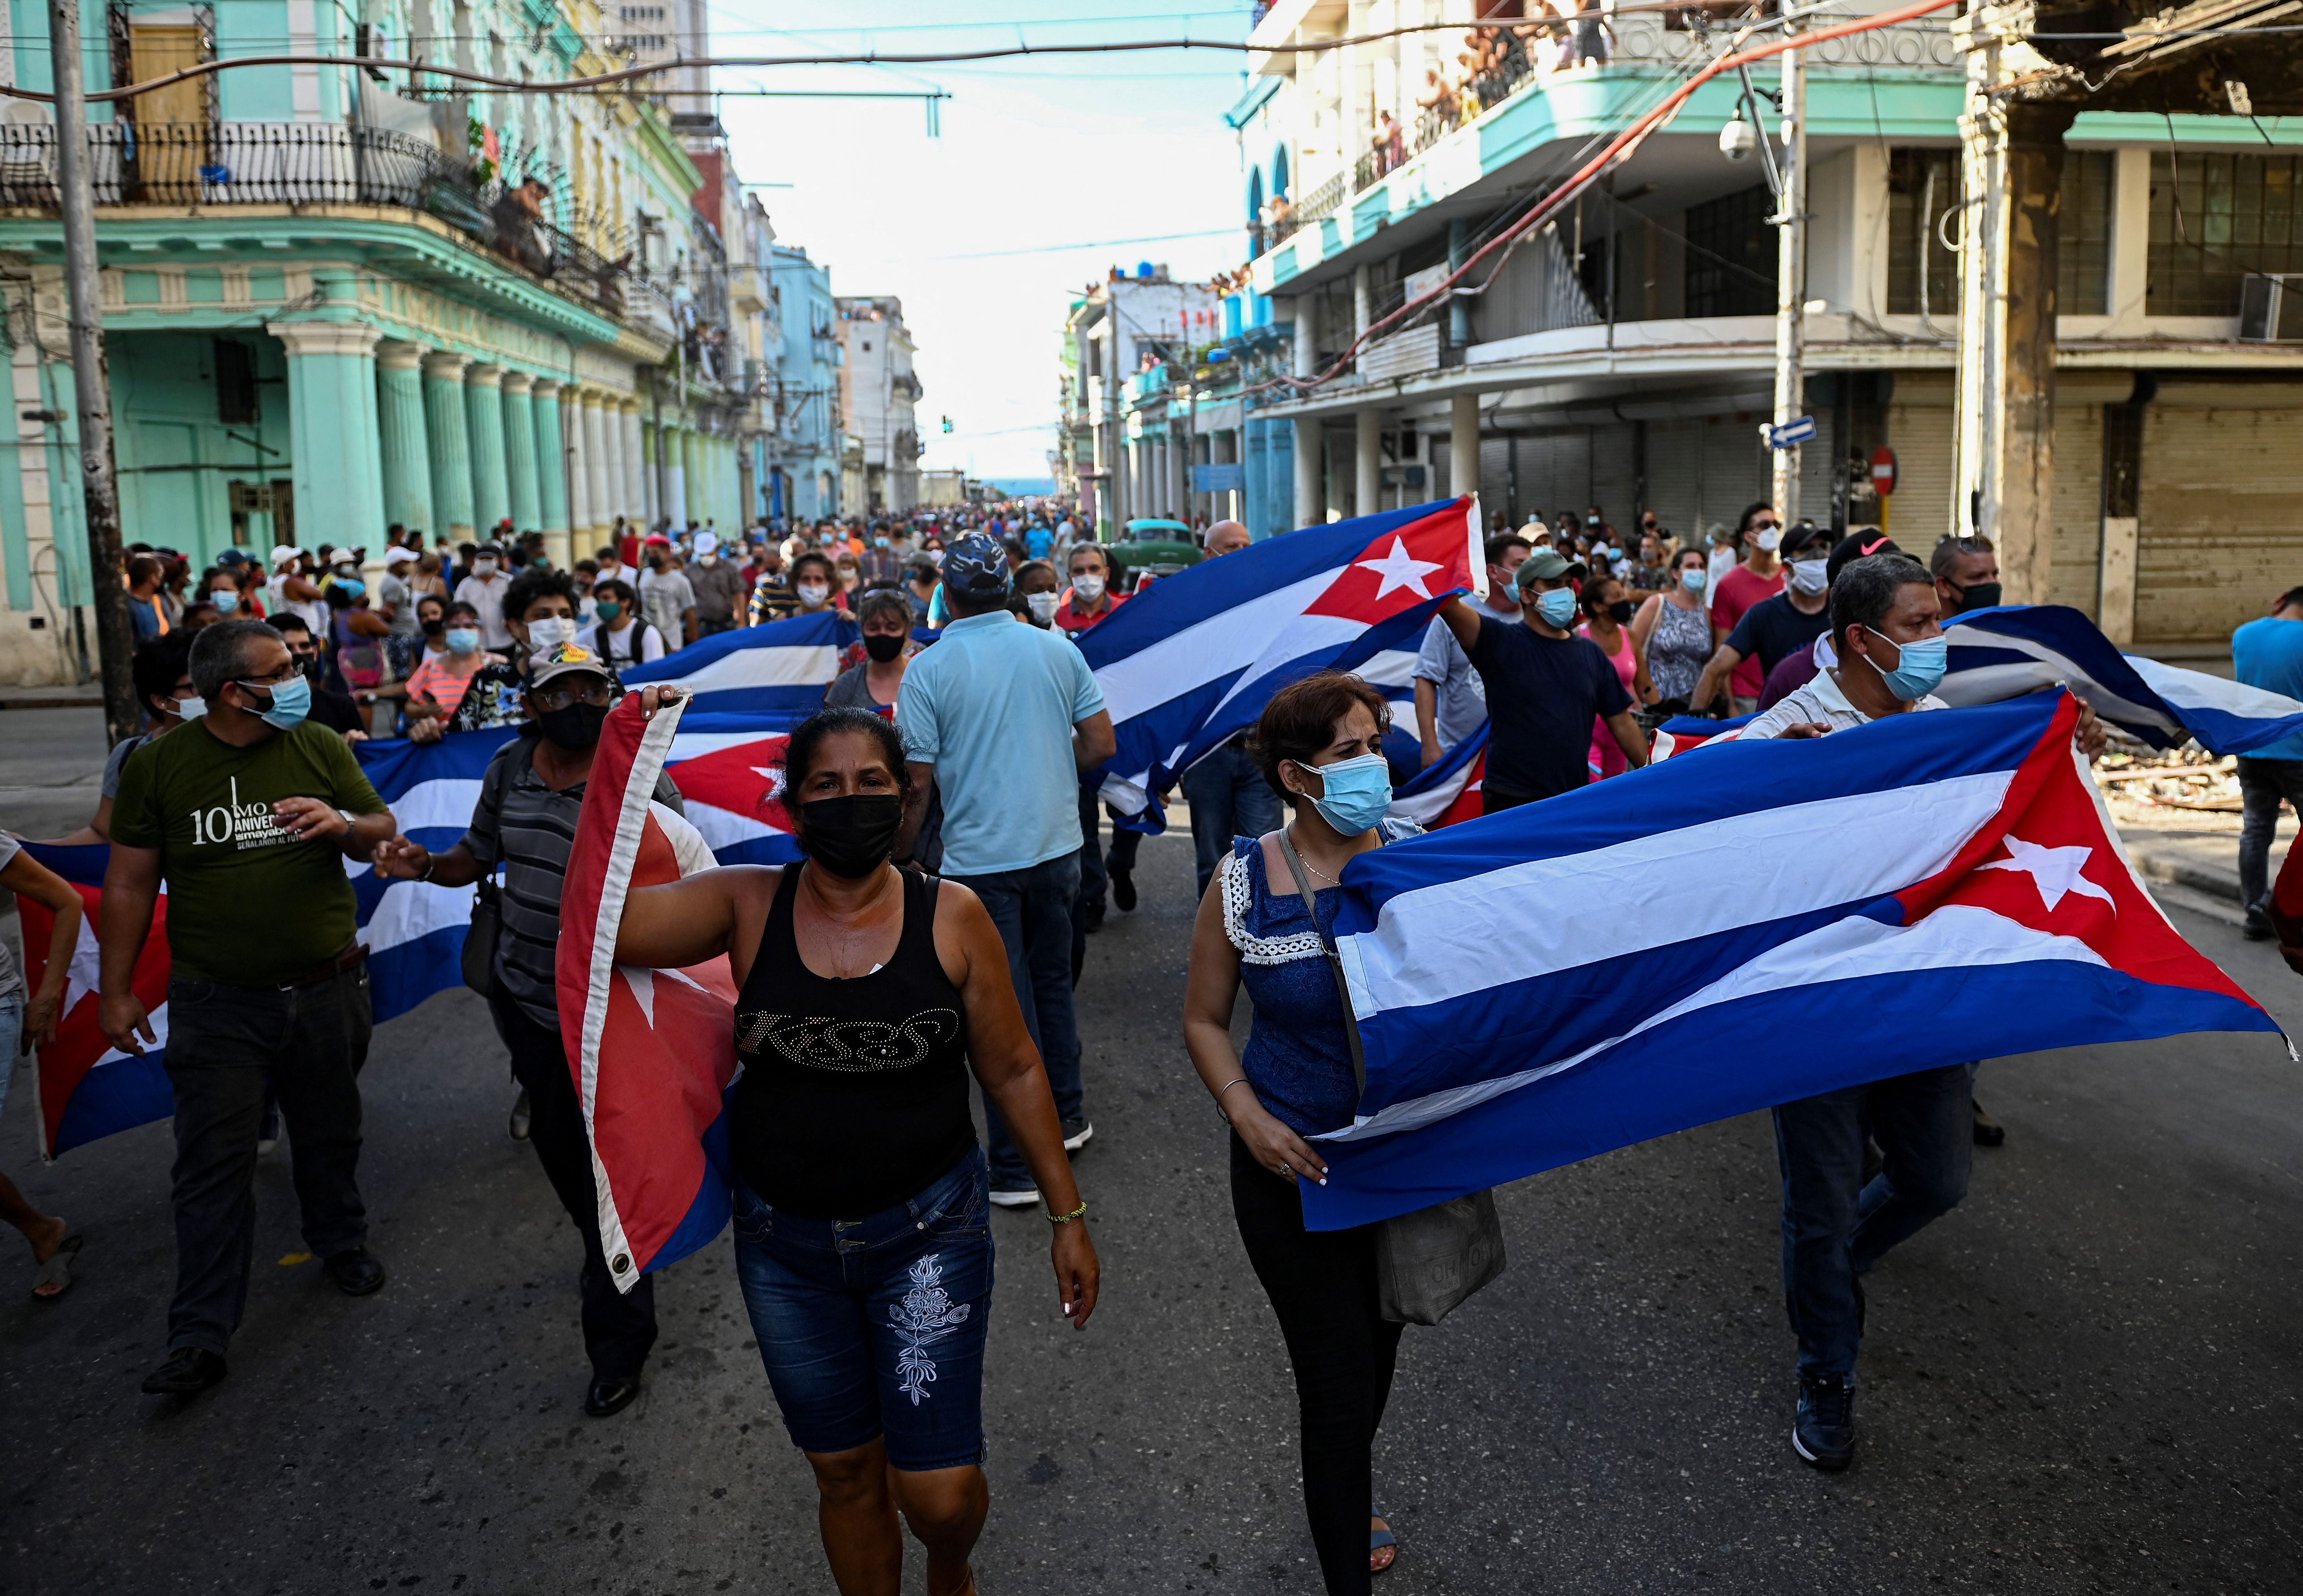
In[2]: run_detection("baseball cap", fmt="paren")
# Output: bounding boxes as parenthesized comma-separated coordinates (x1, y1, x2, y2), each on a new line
(1780, 522, 1831, 561)
(1513, 547, 1588, 589)
(526, 641, 619, 693)
(941, 530, 1012, 600)
(1826, 529, 1902, 585)
(693, 530, 719, 556)
(215, 547, 252, 569)
(476, 540, 504, 557)
(271, 544, 301, 567)
(383, 545, 418, 566)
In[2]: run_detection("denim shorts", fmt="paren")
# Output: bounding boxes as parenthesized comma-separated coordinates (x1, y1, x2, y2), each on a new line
(0, 994, 21, 1127)
(732, 1145, 995, 1472)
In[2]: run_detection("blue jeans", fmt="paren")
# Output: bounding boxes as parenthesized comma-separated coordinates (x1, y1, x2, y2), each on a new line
(947, 854, 1084, 1187)
(732, 1146, 994, 1472)
(1772, 1064, 1972, 1381)
(0, 994, 21, 1127)
(1183, 738, 1282, 901)
(2237, 756, 2303, 913)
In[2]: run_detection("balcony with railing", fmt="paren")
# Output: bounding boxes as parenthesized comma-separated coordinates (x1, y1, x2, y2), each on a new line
(0, 120, 639, 322)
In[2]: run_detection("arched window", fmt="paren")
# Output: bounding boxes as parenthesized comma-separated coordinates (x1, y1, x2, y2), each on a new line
(1271, 145, 1290, 200)
(1245, 167, 1264, 225)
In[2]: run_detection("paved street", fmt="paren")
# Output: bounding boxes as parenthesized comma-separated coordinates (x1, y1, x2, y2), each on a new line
(3, 744, 2300, 1594)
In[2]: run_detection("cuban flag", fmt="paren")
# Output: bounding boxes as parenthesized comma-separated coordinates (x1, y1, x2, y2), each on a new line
(1301, 690, 2281, 1230)
(1079, 499, 1480, 817)
(558, 695, 742, 1287)
(1943, 605, 2303, 754)
(1387, 725, 1487, 829)
(620, 610, 856, 715)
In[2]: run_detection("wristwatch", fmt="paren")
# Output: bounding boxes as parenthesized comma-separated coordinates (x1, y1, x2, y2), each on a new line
(337, 807, 360, 834)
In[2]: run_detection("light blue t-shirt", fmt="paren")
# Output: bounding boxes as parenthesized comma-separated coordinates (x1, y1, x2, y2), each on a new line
(897, 610, 1108, 876)
(2233, 616, 2303, 760)
(1026, 524, 1054, 560)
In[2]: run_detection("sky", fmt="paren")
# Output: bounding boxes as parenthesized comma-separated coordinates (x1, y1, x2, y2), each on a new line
(704, 1, 1260, 478)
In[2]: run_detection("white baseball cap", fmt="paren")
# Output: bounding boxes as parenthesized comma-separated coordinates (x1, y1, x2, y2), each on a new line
(382, 546, 418, 565)
(270, 544, 301, 566)
(693, 530, 719, 556)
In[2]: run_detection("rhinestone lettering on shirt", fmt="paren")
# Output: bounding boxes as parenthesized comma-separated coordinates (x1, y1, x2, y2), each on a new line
(734, 1007, 961, 1071)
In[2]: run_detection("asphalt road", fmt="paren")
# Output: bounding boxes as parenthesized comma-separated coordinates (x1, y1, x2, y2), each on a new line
(2, 792, 2300, 1594)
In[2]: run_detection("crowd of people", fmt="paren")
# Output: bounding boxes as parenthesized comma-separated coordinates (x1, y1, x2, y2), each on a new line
(3, 489, 2233, 1596)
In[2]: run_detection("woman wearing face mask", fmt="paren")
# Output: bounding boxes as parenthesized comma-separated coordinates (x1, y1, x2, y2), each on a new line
(49, 631, 201, 845)
(412, 569, 585, 742)
(1576, 572, 1656, 779)
(1707, 503, 1785, 713)
(789, 550, 845, 617)
(1633, 547, 1716, 710)
(824, 590, 916, 711)
(833, 552, 864, 603)
(1691, 522, 1833, 717)
(376, 650, 689, 1416)
(609, 707, 1099, 1595)
(1012, 560, 1062, 629)
(578, 577, 666, 670)
(401, 600, 495, 732)
(194, 568, 248, 620)
(1182, 672, 1424, 1592)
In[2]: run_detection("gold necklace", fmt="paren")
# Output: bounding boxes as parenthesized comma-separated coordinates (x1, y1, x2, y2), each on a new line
(1287, 826, 1344, 886)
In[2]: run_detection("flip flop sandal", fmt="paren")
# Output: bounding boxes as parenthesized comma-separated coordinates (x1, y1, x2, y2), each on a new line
(1370, 1514, 1398, 1575)
(32, 1234, 82, 1301)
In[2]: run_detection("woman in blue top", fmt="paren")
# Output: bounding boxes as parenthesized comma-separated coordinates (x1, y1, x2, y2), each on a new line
(1182, 671, 1419, 1593)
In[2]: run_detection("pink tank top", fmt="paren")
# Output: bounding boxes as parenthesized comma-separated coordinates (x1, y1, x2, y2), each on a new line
(1579, 622, 1639, 780)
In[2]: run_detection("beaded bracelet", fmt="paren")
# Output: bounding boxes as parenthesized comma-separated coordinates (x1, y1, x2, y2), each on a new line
(1043, 1198, 1088, 1225)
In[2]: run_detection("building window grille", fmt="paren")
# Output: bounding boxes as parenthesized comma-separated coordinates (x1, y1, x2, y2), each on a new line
(2149, 150, 2303, 316)
(1683, 182, 1774, 318)
(2061, 149, 2113, 316)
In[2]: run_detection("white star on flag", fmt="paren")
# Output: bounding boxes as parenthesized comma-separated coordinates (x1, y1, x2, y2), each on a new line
(1979, 835, 2117, 914)
(1353, 537, 1447, 601)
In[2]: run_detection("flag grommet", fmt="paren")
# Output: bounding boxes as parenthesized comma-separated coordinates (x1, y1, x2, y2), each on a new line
(612, 1254, 631, 1275)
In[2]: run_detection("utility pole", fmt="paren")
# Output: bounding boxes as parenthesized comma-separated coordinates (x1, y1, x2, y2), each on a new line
(1769, 20, 1808, 525)
(47, 0, 139, 746)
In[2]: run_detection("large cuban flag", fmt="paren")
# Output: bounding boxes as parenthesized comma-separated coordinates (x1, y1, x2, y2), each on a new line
(1942, 605, 2303, 753)
(1079, 499, 1480, 817)
(1301, 690, 2282, 1230)
(620, 610, 856, 715)
(23, 717, 806, 1160)
(558, 695, 742, 1287)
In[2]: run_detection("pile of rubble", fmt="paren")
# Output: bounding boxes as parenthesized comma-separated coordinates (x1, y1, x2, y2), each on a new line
(2092, 745, 2244, 831)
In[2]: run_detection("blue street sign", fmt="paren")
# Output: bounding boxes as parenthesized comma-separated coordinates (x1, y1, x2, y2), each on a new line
(1765, 415, 1818, 449)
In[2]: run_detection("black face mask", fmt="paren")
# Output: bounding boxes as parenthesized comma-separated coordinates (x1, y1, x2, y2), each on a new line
(420, 616, 446, 637)
(295, 652, 324, 682)
(538, 700, 609, 752)
(1953, 581, 2002, 612)
(1606, 599, 1636, 624)
(798, 794, 904, 879)
(863, 631, 906, 664)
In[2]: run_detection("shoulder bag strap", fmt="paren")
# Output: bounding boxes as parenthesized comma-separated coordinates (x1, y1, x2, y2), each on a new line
(1275, 829, 1369, 1094)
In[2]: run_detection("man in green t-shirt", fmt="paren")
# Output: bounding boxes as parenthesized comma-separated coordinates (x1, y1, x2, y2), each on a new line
(101, 619, 399, 1398)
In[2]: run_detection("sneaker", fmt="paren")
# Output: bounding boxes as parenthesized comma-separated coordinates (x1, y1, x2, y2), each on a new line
(987, 1182, 1041, 1209)
(509, 1088, 532, 1142)
(1110, 866, 1137, 913)
(1972, 1099, 2006, 1147)
(2245, 904, 2275, 942)
(1062, 1118, 1094, 1154)
(141, 1346, 228, 1397)
(1792, 1374, 1856, 1471)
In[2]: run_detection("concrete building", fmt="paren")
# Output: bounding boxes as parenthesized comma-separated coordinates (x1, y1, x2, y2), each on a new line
(767, 244, 844, 521)
(1205, 0, 2303, 649)
(0, 0, 782, 684)
(1061, 264, 1220, 535)
(837, 296, 922, 515)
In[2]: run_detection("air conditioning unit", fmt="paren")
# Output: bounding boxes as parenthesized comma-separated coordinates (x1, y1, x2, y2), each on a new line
(2238, 274, 2303, 342)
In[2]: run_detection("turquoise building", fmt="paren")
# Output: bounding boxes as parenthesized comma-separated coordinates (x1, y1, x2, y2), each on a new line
(0, 0, 772, 685)
(766, 242, 843, 523)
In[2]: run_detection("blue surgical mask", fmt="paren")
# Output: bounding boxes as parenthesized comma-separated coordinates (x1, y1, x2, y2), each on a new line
(210, 589, 240, 616)
(445, 626, 482, 653)
(335, 576, 365, 597)
(1679, 567, 1707, 593)
(244, 673, 311, 731)
(1534, 588, 1579, 628)
(1864, 628, 1948, 701)
(1299, 751, 1394, 837)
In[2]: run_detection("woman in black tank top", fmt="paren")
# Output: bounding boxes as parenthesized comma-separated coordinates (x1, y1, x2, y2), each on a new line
(613, 707, 1100, 1596)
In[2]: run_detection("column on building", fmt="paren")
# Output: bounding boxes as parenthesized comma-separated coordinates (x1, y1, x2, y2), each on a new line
(664, 422, 688, 527)
(737, 433, 757, 529)
(1293, 415, 1322, 530)
(600, 393, 629, 536)
(563, 386, 593, 544)
(682, 429, 705, 529)
(532, 378, 570, 567)
(375, 341, 433, 536)
(581, 393, 612, 540)
(501, 372, 542, 538)
(420, 350, 474, 538)
(621, 403, 645, 529)
(463, 364, 510, 535)
(641, 421, 659, 528)
(268, 320, 386, 548)
(1356, 407, 1381, 518)
(1450, 394, 1480, 511)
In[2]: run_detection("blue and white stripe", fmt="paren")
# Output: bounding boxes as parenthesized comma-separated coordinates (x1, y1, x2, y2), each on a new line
(620, 610, 856, 715)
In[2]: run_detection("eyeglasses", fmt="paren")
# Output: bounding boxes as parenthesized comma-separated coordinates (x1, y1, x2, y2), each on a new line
(529, 680, 615, 712)
(237, 664, 301, 687)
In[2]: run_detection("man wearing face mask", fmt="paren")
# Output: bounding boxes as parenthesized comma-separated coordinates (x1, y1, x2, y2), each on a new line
(686, 530, 748, 638)
(638, 546, 699, 649)
(1930, 534, 2001, 618)
(265, 613, 373, 741)
(1437, 547, 1649, 814)
(1054, 544, 1125, 633)
(455, 541, 516, 650)
(375, 647, 688, 1418)
(1708, 503, 1785, 712)
(50, 632, 201, 845)
(414, 569, 586, 742)
(100, 619, 400, 1396)
(1414, 533, 1531, 769)
(1691, 522, 1835, 715)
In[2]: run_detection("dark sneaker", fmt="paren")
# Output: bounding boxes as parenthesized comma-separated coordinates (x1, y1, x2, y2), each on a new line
(987, 1182, 1040, 1209)
(324, 1247, 387, 1297)
(2245, 904, 2275, 942)
(1792, 1374, 1856, 1471)
(1062, 1118, 1094, 1153)
(1110, 866, 1137, 912)
(1972, 1099, 2006, 1147)
(141, 1347, 228, 1397)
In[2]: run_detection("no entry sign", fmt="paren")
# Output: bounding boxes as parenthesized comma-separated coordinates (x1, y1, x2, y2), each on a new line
(1870, 445, 1898, 497)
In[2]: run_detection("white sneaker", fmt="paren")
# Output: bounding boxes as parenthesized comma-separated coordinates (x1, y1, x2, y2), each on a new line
(987, 1184, 1040, 1209)
(1062, 1119, 1094, 1153)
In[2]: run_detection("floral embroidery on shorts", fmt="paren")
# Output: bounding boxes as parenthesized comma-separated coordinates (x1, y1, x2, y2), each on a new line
(889, 1252, 974, 1405)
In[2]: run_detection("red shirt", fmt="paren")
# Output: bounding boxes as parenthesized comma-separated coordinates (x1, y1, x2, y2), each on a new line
(1710, 563, 1784, 698)
(1054, 589, 1125, 633)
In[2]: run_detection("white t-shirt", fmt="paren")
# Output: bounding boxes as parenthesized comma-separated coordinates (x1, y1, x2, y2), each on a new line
(580, 619, 666, 669)
(1737, 667, 1947, 740)
(454, 571, 514, 648)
